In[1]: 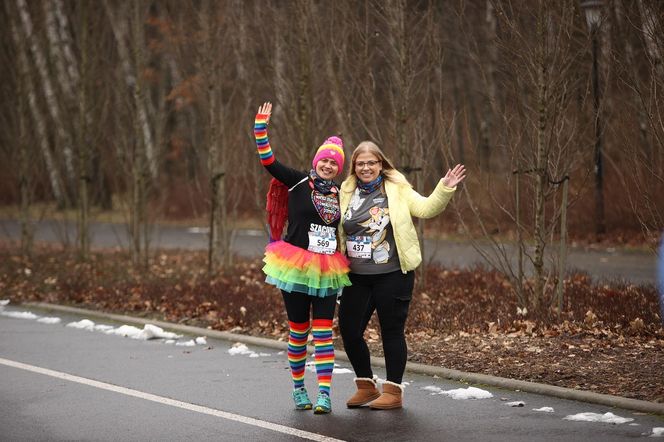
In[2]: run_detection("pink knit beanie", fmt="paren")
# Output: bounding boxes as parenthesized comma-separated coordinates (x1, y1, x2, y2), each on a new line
(312, 136, 345, 173)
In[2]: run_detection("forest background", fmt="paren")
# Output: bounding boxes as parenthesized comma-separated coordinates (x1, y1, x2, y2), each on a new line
(1, 0, 663, 403)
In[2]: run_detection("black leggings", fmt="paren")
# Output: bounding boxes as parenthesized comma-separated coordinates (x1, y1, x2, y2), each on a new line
(338, 270, 414, 384)
(281, 290, 337, 323)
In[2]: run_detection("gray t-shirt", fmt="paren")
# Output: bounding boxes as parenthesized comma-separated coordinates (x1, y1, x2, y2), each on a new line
(342, 187, 400, 274)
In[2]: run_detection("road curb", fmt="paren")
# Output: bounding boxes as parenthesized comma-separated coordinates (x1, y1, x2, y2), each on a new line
(24, 302, 664, 416)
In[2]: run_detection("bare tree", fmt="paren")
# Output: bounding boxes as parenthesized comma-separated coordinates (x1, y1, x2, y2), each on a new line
(105, 0, 157, 181)
(8, 5, 67, 208)
(75, 1, 91, 259)
(13, 22, 34, 256)
(451, 0, 585, 314)
(17, 0, 76, 198)
(619, 0, 664, 247)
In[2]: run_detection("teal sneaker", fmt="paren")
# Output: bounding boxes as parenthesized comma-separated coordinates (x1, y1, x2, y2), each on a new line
(293, 387, 313, 410)
(313, 391, 331, 414)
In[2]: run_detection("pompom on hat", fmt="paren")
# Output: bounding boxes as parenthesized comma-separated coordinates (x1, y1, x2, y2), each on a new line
(312, 136, 345, 174)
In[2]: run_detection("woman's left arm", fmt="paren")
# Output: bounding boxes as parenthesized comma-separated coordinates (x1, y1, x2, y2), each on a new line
(407, 164, 466, 218)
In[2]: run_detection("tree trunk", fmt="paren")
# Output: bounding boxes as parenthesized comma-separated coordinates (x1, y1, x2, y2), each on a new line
(295, 0, 313, 168)
(127, 0, 149, 267)
(16, 38, 33, 257)
(105, 0, 157, 180)
(44, 0, 75, 104)
(556, 177, 569, 315)
(9, 10, 67, 208)
(479, 0, 498, 172)
(76, 1, 90, 260)
(201, 0, 231, 272)
(614, 0, 651, 161)
(53, 0, 80, 86)
(532, 3, 548, 310)
(17, 0, 76, 193)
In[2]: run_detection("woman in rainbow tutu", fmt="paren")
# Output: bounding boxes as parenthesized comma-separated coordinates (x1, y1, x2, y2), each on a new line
(253, 102, 351, 414)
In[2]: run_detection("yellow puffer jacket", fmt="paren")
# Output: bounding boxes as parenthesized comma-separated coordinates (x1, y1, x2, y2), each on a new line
(339, 177, 456, 273)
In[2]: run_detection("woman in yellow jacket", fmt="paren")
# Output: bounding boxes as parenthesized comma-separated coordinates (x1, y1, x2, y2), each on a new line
(338, 141, 466, 410)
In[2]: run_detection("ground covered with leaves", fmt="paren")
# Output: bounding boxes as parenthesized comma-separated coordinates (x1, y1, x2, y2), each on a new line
(2, 244, 662, 403)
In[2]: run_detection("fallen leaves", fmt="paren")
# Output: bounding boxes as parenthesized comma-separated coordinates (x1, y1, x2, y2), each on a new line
(1, 244, 663, 402)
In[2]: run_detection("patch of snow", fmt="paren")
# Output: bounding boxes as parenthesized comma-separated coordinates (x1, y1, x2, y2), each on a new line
(107, 325, 143, 338)
(228, 343, 256, 356)
(102, 324, 180, 340)
(651, 427, 664, 437)
(94, 325, 115, 332)
(66, 319, 96, 330)
(563, 412, 634, 424)
(36, 317, 61, 324)
(195, 337, 207, 345)
(175, 340, 195, 347)
(227, 342, 271, 357)
(0, 299, 10, 306)
(1, 311, 39, 320)
(138, 324, 181, 340)
(533, 407, 555, 413)
(506, 401, 525, 407)
(164, 340, 176, 345)
(422, 385, 493, 400)
(333, 368, 353, 374)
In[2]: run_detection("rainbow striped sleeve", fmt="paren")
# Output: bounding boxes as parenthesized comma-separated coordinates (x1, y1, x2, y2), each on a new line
(254, 113, 275, 166)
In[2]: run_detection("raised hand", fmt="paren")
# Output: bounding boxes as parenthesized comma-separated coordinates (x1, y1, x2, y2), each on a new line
(257, 102, 272, 125)
(442, 164, 467, 188)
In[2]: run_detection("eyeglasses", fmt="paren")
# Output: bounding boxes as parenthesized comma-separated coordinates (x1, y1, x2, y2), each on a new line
(355, 160, 381, 168)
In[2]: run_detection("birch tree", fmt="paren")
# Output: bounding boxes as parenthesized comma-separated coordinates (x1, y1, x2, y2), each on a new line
(16, 0, 76, 194)
(8, 7, 67, 208)
(105, 0, 158, 181)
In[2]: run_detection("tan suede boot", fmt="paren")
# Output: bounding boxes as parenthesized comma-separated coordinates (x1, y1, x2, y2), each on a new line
(369, 381, 403, 410)
(346, 377, 381, 408)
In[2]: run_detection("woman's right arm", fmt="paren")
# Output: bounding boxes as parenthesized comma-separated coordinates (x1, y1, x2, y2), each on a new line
(254, 102, 306, 186)
(254, 102, 275, 166)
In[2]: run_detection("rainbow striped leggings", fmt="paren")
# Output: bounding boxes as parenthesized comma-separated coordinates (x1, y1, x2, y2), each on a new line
(282, 290, 336, 396)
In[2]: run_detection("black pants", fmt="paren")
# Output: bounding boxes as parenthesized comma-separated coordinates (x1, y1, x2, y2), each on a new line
(281, 290, 337, 323)
(338, 270, 414, 384)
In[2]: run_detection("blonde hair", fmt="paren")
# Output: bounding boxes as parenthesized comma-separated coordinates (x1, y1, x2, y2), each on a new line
(345, 141, 411, 187)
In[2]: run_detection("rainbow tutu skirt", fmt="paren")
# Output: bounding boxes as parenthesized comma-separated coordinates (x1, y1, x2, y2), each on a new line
(263, 240, 351, 297)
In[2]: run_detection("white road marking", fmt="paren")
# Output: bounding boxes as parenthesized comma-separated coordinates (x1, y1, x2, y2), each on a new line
(0, 357, 344, 442)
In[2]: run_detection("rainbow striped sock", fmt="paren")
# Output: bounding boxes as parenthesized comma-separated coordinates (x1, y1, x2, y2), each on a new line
(254, 114, 275, 166)
(312, 318, 334, 396)
(287, 320, 310, 389)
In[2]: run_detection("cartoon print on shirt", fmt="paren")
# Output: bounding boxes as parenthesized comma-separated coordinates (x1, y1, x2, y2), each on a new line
(358, 206, 391, 264)
(345, 189, 366, 221)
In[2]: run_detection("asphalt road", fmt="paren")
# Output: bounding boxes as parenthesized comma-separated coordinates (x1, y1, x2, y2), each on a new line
(1, 307, 662, 441)
(0, 219, 657, 284)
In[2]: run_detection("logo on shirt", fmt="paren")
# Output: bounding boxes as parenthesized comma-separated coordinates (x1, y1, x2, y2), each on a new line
(359, 206, 391, 264)
(311, 191, 340, 225)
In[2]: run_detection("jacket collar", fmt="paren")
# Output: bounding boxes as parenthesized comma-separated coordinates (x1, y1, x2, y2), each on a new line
(340, 177, 356, 194)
